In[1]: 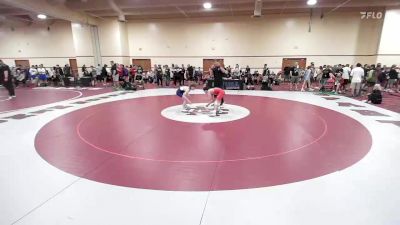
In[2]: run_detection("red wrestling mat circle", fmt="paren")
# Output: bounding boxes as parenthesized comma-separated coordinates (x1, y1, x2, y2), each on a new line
(35, 95, 372, 191)
(0, 89, 80, 113)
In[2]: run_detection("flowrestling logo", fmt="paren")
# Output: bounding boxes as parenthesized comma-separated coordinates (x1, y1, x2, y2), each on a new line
(360, 11, 383, 19)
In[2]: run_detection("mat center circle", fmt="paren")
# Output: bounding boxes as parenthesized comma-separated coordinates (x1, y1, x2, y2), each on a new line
(161, 103, 250, 123)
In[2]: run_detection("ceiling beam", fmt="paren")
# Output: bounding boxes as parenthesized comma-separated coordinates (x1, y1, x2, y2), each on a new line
(0, 8, 29, 15)
(174, 6, 189, 18)
(87, 4, 390, 18)
(83, 0, 399, 17)
(0, 0, 99, 25)
(0, 15, 32, 27)
(63, 0, 400, 12)
(107, 0, 126, 21)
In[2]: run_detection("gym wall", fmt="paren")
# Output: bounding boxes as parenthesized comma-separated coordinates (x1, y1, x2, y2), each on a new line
(377, 8, 400, 66)
(127, 11, 383, 70)
(0, 20, 77, 67)
(1, 8, 398, 73)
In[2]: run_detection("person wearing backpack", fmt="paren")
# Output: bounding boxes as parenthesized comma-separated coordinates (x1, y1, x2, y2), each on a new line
(366, 64, 377, 94)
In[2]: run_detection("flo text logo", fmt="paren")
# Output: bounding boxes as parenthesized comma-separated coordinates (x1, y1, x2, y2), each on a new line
(360, 12, 383, 19)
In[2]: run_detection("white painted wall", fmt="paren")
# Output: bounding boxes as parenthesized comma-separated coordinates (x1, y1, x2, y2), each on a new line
(98, 19, 130, 65)
(71, 23, 95, 68)
(377, 9, 400, 66)
(0, 21, 75, 67)
(127, 11, 384, 70)
(1, 10, 397, 72)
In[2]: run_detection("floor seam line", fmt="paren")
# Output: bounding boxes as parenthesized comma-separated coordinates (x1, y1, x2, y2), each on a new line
(198, 146, 225, 225)
(10, 177, 82, 225)
(10, 152, 118, 225)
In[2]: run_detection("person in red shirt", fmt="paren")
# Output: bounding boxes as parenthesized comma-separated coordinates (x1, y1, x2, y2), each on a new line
(130, 65, 136, 82)
(203, 87, 225, 116)
(117, 64, 123, 79)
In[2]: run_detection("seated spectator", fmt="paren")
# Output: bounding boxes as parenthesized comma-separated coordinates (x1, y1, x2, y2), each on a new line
(244, 70, 253, 86)
(232, 64, 240, 79)
(49, 66, 60, 86)
(253, 70, 260, 85)
(269, 71, 279, 85)
(147, 70, 154, 83)
(14, 67, 27, 87)
(121, 79, 136, 91)
(367, 84, 383, 104)
(245, 65, 250, 74)
(135, 71, 144, 89)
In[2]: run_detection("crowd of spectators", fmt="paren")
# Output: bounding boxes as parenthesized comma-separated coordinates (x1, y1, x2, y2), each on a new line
(2, 60, 399, 104)
(277, 62, 399, 99)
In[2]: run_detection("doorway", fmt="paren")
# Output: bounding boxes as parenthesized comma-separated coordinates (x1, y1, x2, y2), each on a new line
(14, 60, 30, 69)
(132, 59, 152, 72)
(69, 59, 79, 76)
(282, 58, 307, 70)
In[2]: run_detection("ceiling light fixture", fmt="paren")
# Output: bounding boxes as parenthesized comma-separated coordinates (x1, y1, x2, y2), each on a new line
(307, 0, 317, 6)
(37, 14, 47, 19)
(203, 2, 212, 9)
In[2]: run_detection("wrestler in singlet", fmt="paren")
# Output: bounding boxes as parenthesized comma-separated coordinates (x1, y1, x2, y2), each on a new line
(177, 84, 196, 109)
(176, 86, 189, 97)
(210, 87, 225, 102)
(204, 87, 226, 116)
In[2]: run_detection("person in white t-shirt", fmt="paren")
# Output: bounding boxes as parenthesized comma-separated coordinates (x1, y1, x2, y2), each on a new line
(342, 64, 351, 92)
(232, 64, 240, 79)
(37, 64, 47, 87)
(96, 64, 102, 77)
(29, 65, 38, 86)
(350, 63, 364, 97)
